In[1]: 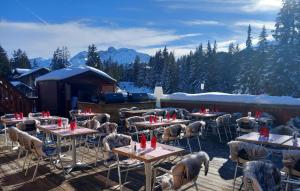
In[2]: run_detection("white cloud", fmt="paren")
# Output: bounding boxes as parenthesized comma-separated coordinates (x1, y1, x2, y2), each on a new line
(0, 20, 200, 58)
(241, 0, 281, 12)
(182, 19, 222, 26)
(234, 20, 275, 30)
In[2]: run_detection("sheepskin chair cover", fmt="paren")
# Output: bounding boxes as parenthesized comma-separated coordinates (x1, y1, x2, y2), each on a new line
(185, 121, 205, 137)
(83, 119, 100, 130)
(228, 141, 269, 162)
(102, 133, 131, 160)
(125, 116, 145, 131)
(282, 150, 300, 177)
(243, 160, 281, 191)
(158, 151, 210, 190)
(271, 125, 298, 136)
(97, 122, 117, 135)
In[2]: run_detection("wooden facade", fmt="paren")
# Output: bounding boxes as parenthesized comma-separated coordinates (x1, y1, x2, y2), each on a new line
(37, 70, 116, 117)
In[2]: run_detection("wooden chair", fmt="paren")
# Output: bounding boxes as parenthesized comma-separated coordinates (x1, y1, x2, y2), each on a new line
(152, 151, 210, 190)
(228, 141, 271, 190)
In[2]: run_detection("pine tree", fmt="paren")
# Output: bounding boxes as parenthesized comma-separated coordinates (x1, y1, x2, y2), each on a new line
(246, 25, 252, 50)
(0, 45, 11, 77)
(86, 44, 102, 70)
(10, 49, 31, 69)
(50, 46, 70, 71)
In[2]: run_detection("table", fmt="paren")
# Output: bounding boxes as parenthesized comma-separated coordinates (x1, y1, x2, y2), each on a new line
(123, 109, 162, 117)
(235, 132, 292, 146)
(281, 138, 300, 149)
(1, 117, 29, 145)
(112, 142, 184, 191)
(134, 119, 190, 129)
(74, 112, 99, 119)
(48, 127, 98, 174)
(189, 112, 225, 120)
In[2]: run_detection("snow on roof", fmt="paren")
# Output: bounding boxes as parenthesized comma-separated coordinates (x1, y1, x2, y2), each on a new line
(17, 67, 50, 78)
(35, 66, 116, 82)
(162, 92, 300, 106)
(10, 81, 33, 90)
(15, 68, 31, 74)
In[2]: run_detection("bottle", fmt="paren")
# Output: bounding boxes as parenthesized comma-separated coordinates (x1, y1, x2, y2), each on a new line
(151, 135, 157, 149)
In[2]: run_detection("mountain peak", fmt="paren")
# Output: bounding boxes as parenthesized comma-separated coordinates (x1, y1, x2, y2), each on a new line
(107, 47, 117, 52)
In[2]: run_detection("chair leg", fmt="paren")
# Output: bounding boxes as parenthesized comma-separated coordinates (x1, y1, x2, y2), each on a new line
(25, 153, 34, 176)
(197, 136, 201, 150)
(22, 150, 29, 171)
(95, 146, 99, 166)
(116, 154, 123, 191)
(227, 125, 233, 139)
(124, 170, 129, 183)
(285, 174, 290, 191)
(31, 157, 41, 182)
(194, 181, 199, 191)
(224, 126, 228, 141)
(217, 128, 222, 142)
(106, 166, 111, 187)
(186, 138, 192, 153)
(233, 163, 238, 191)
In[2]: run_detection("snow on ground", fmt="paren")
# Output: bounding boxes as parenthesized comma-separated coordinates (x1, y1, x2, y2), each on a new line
(118, 81, 152, 93)
(162, 92, 300, 106)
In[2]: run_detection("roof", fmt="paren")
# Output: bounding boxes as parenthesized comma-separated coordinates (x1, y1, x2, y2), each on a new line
(10, 81, 33, 90)
(14, 68, 31, 74)
(35, 66, 116, 83)
(17, 67, 50, 78)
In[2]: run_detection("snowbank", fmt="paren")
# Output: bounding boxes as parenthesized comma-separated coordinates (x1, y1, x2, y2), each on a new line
(162, 92, 300, 106)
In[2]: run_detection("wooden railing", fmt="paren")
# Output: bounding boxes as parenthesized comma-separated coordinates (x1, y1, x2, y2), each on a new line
(0, 76, 38, 115)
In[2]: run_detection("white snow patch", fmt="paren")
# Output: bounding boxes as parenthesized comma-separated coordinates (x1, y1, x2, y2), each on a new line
(162, 92, 300, 106)
(36, 66, 116, 82)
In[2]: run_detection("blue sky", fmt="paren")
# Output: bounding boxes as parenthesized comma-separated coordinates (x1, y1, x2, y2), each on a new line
(0, 0, 281, 58)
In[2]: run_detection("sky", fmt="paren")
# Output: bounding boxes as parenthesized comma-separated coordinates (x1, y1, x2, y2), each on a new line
(0, 0, 281, 58)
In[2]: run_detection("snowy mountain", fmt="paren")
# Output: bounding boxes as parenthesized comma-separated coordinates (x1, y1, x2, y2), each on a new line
(30, 47, 150, 68)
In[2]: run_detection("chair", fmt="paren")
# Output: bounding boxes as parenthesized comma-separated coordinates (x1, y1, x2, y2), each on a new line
(236, 117, 258, 136)
(92, 113, 110, 125)
(243, 160, 281, 191)
(28, 112, 43, 118)
(16, 119, 40, 135)
(282, 150, 300, 191)
(125, 116, 146, 141)
(17, 132, 34, 172)
(103, 133, 143, 189)
(82, 122, 117, 166)
(178, 108, 192, 120)
(228, 141, 271, 190)
(162, 124, 185, 146)
(152, 151, 209, 190)
(231, 112, 243, 136)
(184, 121, 205, 152)
(119, 108, 130, 128)
(27, 136, 61, 181)
(212, 115, 230, 142)
(7, 127, 21, 150)
(271, 125, 298, 136)
(69, 109, 81, 118)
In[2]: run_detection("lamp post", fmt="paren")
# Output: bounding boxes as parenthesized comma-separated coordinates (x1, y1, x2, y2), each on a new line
(201, 83, 205, 93)
(154, 86, 163, 108)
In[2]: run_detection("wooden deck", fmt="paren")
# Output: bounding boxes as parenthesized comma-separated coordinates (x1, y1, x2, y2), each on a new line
(0, 134, 242, 191)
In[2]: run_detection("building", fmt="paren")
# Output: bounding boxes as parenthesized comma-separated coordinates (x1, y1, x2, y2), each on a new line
(16, 67, 50, 88)
(36, 66, 117, 116)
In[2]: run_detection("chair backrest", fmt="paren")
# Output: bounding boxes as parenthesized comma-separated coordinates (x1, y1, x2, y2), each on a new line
(92, 113, 110, 124)
(228, 141, 269, 162)
(17, 119, 39, 132)
(28, 112, 43, 118)
(282, 150, 300, 174)
(1, 113, 15, 120)
(236, 117, 257, 130)
(119, 108, 130, 118)
(97, 122, 117, 134)
(20, 132, 34, 150)
(69, 109, 81, 118)
(8, 127, 21, 142)
(83, 119, 100, 130)
(129, 107, 139, 110)
(125, 116, 145, 129)
(162, 124, 185, 142)
(185, 121, 205, 137)
(243, 161, 281, 191)
(102, 133, 131, 159)
(171, 151, 210, 189)
(143, 115, 156, 121)
(270, 125, 298, 136)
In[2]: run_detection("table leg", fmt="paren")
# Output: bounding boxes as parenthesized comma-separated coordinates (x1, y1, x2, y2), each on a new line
(4, 123, 7, 146)
(72, 137, 76, 165)
(145, 162, 152, 191)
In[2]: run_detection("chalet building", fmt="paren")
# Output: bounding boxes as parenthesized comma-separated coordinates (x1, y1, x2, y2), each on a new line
(36, 66, 117, 116)
(16, 67, 50, 88)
